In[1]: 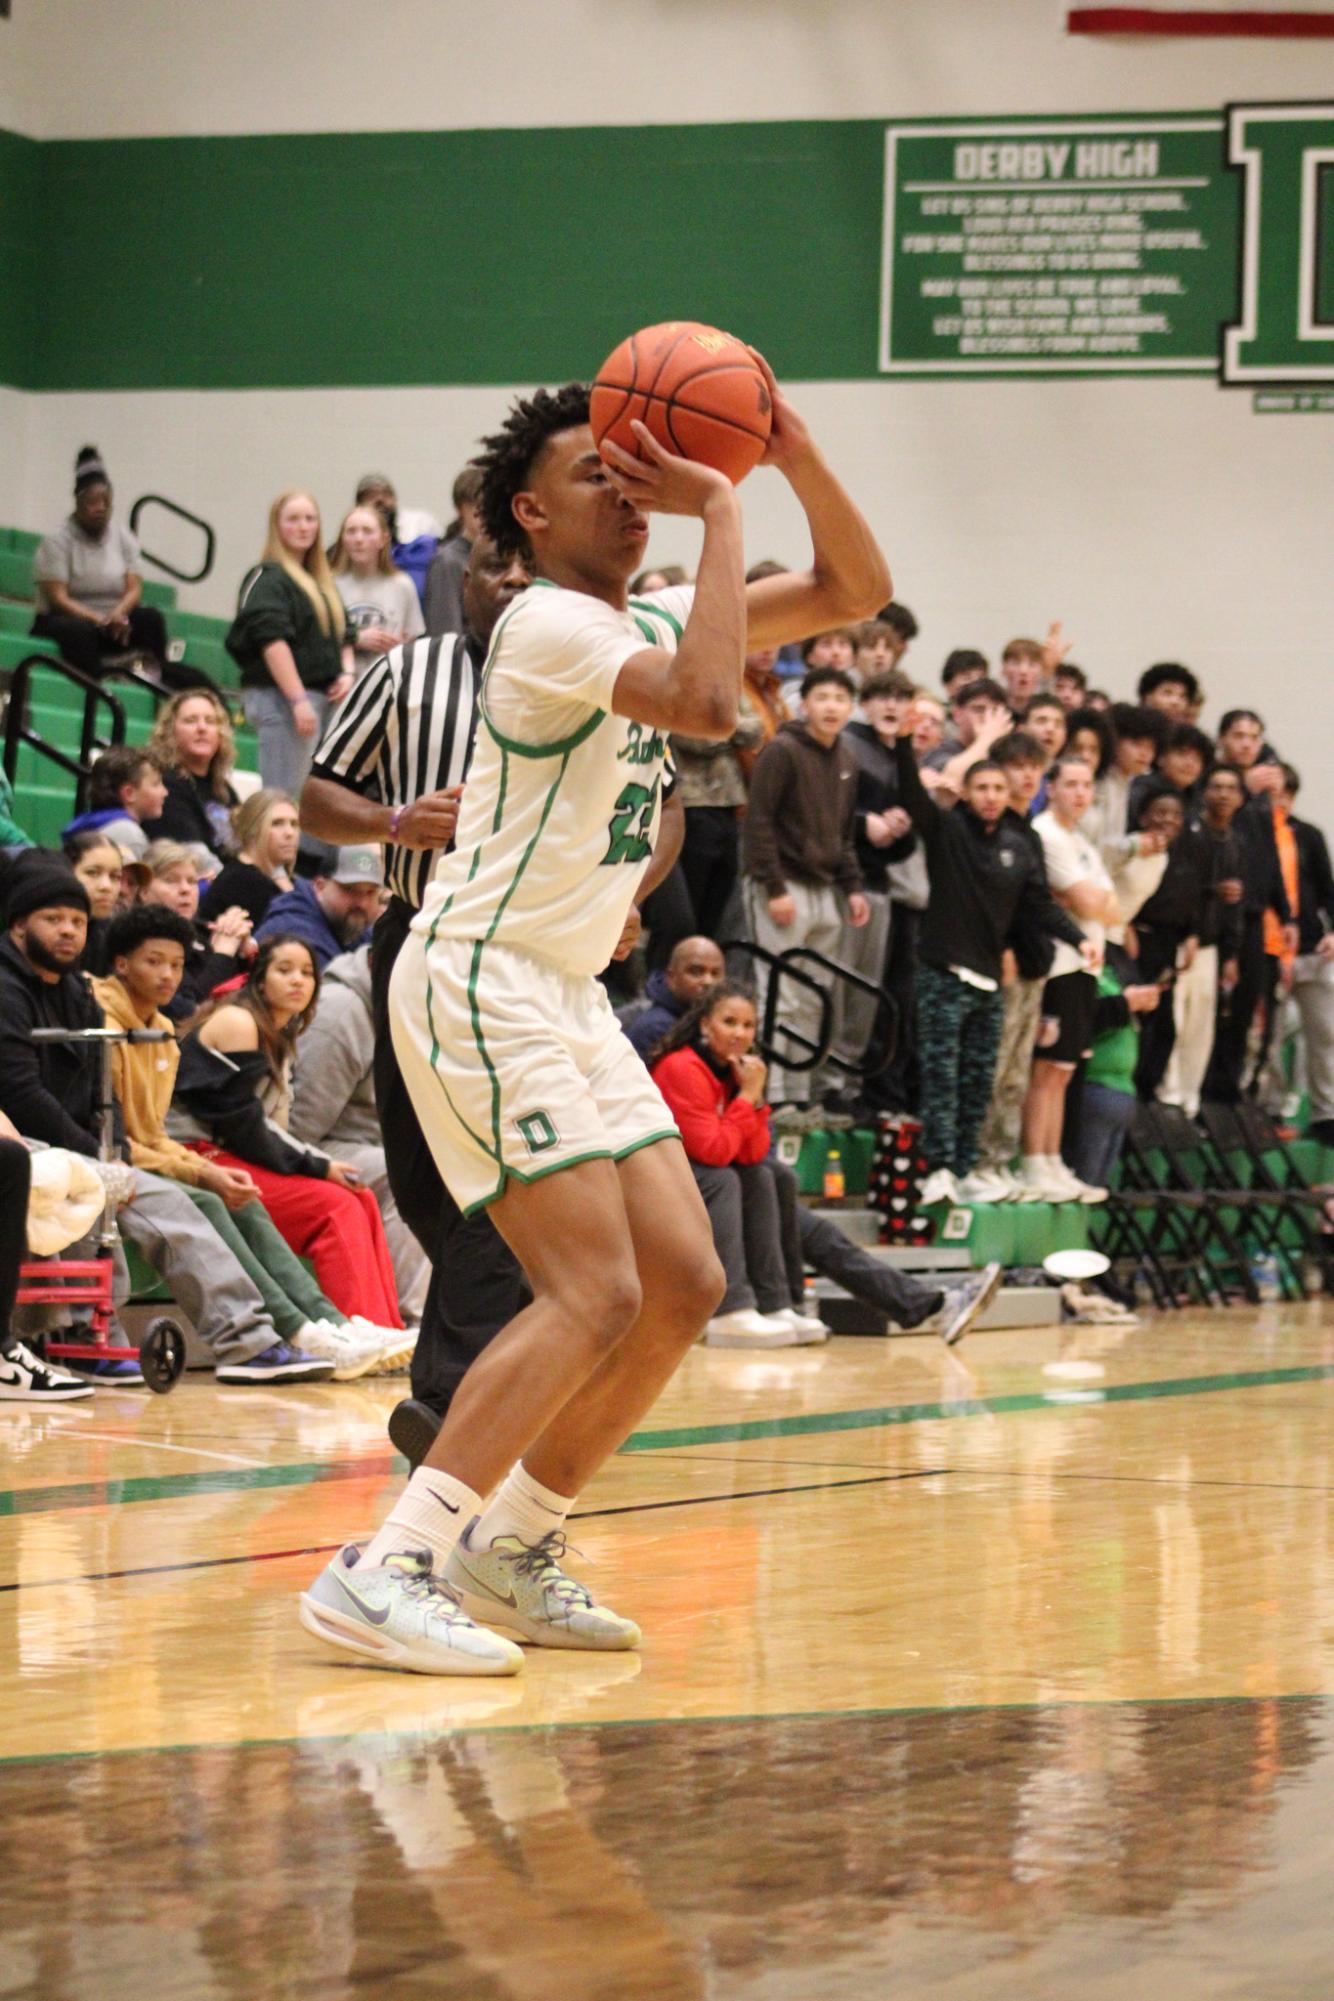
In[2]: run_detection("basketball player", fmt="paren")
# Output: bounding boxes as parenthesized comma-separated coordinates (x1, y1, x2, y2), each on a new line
(300, 358, 907, 1673)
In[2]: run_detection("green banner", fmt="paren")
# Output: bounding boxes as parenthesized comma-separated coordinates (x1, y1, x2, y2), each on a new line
(880, 115, 1240, 376)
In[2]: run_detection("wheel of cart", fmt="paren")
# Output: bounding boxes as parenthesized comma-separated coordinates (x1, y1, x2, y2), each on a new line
(19, 1024, 189, 1394)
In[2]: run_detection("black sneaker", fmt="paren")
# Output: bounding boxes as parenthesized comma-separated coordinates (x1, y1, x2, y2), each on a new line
(387, 1396, 444, 1473)
(216, 1342, 335, 1384)
(0, 1340, 95, 1402)
(938, 1262, 1004, 1346)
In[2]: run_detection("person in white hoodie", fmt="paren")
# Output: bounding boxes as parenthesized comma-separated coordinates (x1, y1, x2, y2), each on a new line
(288, 943, 429, 1323)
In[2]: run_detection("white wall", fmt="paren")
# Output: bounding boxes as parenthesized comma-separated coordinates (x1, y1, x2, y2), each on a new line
(0, 388, 28, 527)
(1, 0, 1329, 139)
(14, 376, 1333, 823)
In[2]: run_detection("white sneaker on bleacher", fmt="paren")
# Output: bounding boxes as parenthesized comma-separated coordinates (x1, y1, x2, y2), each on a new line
(956, 1169, 1014, 1203)
(919, 1168, 961, 1207)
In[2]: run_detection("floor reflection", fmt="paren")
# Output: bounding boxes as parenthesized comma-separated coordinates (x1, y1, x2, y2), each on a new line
(1, 1698, 1329, 2000)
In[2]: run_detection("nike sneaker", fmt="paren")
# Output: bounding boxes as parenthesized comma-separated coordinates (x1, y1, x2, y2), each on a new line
(299, 1544, 522, 1676)
(0, 1339, 94, 1403)
(444, 1528, 641, 1651)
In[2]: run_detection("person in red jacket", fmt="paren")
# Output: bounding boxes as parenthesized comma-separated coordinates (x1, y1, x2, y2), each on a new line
(651, 983, 824, 1346)
(651, 981, 1003, 1348)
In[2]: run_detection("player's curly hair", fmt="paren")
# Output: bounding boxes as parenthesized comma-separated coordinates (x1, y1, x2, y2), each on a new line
(473, 383, 592, 557)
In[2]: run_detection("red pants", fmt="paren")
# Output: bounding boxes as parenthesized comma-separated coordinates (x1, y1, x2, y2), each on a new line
(190, 1148, 403, 1327)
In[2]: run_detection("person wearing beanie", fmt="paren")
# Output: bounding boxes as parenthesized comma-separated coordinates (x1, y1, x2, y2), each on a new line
(0, 860, 335, 1385)
(31, 447, 173, 682)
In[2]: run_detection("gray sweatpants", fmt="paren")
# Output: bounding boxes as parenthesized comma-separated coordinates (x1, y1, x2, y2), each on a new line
(822, 887, 892, 1090)
(692, 1160, 794, 1315)
(117, 1170, 279, 1364)
(745, 878, 844, 1104)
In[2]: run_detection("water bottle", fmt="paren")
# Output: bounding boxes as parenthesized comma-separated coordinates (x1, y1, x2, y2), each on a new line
(823, 1145, 845, 1201)
(1251, 1253, 1281, 1302)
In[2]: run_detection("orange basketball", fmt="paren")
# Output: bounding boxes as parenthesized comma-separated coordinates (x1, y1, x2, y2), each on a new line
(590, 321, 772, 486)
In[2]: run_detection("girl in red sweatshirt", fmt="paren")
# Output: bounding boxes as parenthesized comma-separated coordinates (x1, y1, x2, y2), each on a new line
(650, 983, 825, 1346)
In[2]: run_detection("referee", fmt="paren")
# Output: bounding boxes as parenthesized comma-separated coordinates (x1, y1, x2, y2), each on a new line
(301, 536, 530, 1468)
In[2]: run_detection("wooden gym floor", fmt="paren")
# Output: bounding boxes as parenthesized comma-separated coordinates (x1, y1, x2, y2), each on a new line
(4, 1305, 1334, 1998)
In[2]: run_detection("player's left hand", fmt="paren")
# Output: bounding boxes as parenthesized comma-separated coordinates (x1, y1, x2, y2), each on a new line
(847, 893, 871, 929)
(610, 906, 643, 961)
(745, 347, 813, 472)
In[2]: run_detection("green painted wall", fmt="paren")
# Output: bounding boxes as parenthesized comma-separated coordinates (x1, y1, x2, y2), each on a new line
(0, 121, 883, 391)
(0, 126, 40, 386)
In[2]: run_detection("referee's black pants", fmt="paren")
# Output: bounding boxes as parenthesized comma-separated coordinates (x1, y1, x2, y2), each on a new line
(370, 897, 525, 1415)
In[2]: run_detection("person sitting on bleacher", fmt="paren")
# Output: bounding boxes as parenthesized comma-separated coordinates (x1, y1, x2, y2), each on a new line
(31, 448, 171, 683)
(141, 690, 240, 863)
(65, 828, 143, 976)
(197, 790, 298, 931)
(139, 841, 253, 1020)
(92, 904, 401, 1379)
(62, 744, 166, 859)
(0, 855, 333, 1384)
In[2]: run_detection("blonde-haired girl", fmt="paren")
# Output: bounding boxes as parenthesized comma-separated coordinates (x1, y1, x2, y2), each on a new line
(226, 490, 355, 803)
(331, 504, 423, 671)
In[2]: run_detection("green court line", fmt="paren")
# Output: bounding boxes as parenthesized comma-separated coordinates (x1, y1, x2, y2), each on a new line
(0, 1690, 1325, 1772)
(4, 1362, 1334, 1520)
(619, 1362, 1334, 1452)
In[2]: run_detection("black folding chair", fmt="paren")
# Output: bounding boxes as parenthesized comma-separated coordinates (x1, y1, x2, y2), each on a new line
(1198, 1102, 1333, 1293)
(1113, 1104, 1250, 1304)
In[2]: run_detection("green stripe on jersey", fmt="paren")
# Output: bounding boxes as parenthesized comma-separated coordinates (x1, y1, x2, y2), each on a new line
(628, 596, 685, 641)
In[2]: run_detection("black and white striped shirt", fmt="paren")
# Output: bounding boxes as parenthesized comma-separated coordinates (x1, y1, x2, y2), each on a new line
(310, 631, 480, 908)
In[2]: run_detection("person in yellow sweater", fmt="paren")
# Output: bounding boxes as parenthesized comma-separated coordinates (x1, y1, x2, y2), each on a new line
(92, 903, 401, 1379)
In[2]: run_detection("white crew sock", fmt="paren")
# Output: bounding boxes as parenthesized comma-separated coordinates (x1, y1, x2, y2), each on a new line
(360, 1466, 481, 1575)
(470, 1462, 574, 1552)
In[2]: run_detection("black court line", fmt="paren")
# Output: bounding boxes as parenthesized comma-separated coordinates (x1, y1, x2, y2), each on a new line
(0, 1470, 944, 1596)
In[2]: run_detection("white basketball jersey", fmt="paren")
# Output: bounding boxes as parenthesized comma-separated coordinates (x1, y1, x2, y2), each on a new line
(415, 580, 693, 976)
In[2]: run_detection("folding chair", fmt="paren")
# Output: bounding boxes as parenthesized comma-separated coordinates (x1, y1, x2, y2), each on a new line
(1198, 1102, 1334, 1293)
(1114, 1103, 1250, 1304)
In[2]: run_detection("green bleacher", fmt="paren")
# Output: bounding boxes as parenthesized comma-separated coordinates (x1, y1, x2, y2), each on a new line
(0, 523, 256, 842)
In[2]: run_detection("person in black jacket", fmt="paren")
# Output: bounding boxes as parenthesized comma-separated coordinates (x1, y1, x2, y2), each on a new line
(1123, 784, 1209, 1097)
(168, 933, 408, 1333)
(970, 730, 1084, 1200)
(1279, 765, 1334, 1144)
(821, 667, 919, 1114)
(226, 491, 355, 812)
(0, 857, 329, 1383)
(1160, 764, 1247, 1114)
(141, 690, 241, 861)
(1203, 759, 1291, 1104)
(894, 706, 1091, 1206)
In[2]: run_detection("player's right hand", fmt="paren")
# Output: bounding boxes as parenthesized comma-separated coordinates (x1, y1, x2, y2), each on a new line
(599, 422, 735, 519)
(396, 787, 463, 849)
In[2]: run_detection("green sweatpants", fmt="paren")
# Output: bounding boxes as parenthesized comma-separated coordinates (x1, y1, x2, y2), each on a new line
(185, 1186, 341, 1341)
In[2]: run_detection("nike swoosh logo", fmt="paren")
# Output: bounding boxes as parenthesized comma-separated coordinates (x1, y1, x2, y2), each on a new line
(332, 1571, 392, 1626)
(0, 1367, 23, 1387)
(454, 1556, 518, 1610)
(427, 1487, 460, 1515)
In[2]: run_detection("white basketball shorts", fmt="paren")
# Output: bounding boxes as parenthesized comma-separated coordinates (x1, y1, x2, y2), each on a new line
(389, 931, 680, 1216)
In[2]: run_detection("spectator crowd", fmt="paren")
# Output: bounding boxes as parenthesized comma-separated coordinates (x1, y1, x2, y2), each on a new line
(1, 439, 1332, 1399)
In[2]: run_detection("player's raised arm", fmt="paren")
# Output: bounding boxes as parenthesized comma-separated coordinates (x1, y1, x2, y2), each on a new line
(601, 424, 745, 742)
(741, 350, 892, 649)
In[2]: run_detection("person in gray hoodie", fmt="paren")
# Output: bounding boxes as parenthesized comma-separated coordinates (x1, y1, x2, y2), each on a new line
(288, 943, 429, 1322)
(741, 666, 868, 1107)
